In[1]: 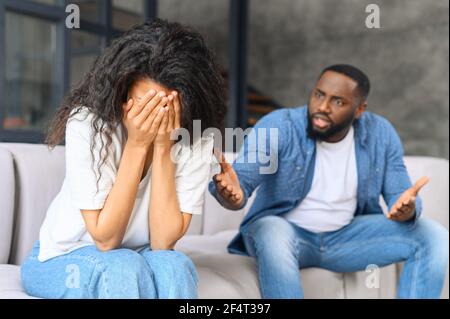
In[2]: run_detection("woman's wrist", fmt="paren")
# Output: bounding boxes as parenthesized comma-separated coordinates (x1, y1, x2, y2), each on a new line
(125, 140, 149, 157)
(153, 142, 173, 155)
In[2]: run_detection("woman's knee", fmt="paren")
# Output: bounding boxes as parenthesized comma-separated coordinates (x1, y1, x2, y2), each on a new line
(98, 248, 153, 279)
(93, 249, 156, 298)
(144, 250, 198, 282)
(150, 250, 196, 270)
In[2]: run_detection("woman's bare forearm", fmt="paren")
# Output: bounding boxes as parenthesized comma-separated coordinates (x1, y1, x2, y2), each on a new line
(149, 145, 185, 249)
(85, 142, 147, 249)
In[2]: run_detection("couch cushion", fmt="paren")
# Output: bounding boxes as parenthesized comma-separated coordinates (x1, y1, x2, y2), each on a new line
(0, 147, 15, 264)
(176, 230, 238, 254)
(403, 156, 449, 229)
(0, 143, 66, 265)
(0, 265, 35, 299)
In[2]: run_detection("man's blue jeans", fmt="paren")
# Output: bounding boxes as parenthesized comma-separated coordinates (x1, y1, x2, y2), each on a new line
(21, 242, 198, 298)
(242, 214, 449, 299)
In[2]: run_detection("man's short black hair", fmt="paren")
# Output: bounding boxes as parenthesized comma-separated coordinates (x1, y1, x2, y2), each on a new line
(321, 64, 370, 100)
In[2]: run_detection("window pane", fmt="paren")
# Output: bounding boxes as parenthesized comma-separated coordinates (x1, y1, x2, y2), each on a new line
(4, 12, 59, 131)
(112, 0, 145, 31)
(70, 31, 101, 87)
(72, 0, 101, 24)
(30, 0, 65, 6)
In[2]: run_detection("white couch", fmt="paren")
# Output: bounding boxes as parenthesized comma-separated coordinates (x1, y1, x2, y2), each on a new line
(0, 142, 448, 299)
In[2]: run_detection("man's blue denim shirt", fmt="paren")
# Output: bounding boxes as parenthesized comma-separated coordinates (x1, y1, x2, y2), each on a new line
(208, 105, 422, 256)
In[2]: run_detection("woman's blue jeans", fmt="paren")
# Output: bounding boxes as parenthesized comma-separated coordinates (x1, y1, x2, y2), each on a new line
(21, 242, 198, 299)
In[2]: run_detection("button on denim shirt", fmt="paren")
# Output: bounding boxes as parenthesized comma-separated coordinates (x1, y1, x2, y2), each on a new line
(208, 105, 422, 256)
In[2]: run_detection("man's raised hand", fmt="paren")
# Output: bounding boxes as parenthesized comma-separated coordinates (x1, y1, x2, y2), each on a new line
(213, 150, 245, 210)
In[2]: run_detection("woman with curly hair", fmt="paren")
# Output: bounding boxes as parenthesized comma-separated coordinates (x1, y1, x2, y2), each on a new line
(21, 19, 227, 299)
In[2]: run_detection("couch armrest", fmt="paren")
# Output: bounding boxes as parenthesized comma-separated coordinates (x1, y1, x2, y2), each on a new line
(0, 146, 15, 263)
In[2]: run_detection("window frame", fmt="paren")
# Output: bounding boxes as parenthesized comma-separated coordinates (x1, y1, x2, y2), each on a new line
(0, 0, 157, 143)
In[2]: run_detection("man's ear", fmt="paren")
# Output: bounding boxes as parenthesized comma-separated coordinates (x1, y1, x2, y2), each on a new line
(355, 101, 367, 119)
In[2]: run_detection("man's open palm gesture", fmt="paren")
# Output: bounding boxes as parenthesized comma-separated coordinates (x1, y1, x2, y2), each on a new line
(213, 150, 244, 210)
(387, 176, 429, 222)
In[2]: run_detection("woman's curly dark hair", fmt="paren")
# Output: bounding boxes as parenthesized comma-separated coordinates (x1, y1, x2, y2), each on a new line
(46, 18, 227, 182)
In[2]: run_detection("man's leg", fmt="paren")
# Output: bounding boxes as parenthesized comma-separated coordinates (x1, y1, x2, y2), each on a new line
(243, 215, 319, 299)
(319, 214, 449, 298)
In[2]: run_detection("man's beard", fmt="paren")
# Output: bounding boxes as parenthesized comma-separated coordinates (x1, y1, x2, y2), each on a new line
(307, 109, 355, 141)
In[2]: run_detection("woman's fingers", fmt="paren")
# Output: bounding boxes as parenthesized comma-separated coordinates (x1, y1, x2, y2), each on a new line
(122, 98, 133, 121)
(140, 95, 168, 129)
(134, 92, 165, 127)
(123, 98, 133, 112)
(128, 89, 157, 118)
(141, 101, 166, 132)
(167, 94, 175, 132)
(172, 91, 181, 129)
(148, 107, 167, 132)
(158, 107, 170, 133)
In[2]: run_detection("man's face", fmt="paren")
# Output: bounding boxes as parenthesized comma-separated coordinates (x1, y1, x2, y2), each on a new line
(307, 71, 366, 142)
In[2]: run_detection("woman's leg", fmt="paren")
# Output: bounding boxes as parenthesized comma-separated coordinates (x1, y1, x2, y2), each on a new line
(139, 248, 198, 299)
(21, 242, 157, 299)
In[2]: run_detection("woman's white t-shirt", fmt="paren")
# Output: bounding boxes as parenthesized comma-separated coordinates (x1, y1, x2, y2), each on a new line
(38, 107, 214, 262)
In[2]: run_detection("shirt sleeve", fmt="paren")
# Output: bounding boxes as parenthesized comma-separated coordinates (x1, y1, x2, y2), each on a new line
(175, 135, 214, 215)
(381, 119, 423, 221)
(65, 109, 116, 210)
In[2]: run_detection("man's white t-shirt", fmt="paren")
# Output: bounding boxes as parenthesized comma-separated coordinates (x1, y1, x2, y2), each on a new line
(38, 107, 214, 262)
(284, 126, 358, 233)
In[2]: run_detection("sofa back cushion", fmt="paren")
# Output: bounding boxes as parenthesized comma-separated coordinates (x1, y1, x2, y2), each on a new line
(402, 156, 449, 229)
(0, 143, 65, 265)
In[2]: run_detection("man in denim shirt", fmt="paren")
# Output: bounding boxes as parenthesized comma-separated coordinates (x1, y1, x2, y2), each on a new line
(209, 64, 448, 299)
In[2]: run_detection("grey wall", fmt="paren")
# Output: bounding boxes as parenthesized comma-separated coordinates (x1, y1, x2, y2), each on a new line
(159, 0, 449, 159)
(159, 0, 230, 70)
(247, 0, 449, 159)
